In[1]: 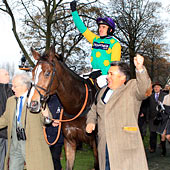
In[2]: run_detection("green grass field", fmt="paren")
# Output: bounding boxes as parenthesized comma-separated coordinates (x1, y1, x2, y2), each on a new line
(61, 144, 94, 170)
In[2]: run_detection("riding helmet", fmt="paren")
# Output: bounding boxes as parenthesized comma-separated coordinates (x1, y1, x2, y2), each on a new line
(96, 17, 115, 34)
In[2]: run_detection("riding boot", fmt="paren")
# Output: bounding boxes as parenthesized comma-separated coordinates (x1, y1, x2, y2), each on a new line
(161, 140, 166, 156)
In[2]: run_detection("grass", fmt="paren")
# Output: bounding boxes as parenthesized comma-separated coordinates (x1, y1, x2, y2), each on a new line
(143, 127, 161, 149)
(61, 144, 94, 170)
(143, 128, 150, 148)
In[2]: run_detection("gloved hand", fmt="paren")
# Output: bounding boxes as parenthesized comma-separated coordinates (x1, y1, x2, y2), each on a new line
(70, 1, 77, 12)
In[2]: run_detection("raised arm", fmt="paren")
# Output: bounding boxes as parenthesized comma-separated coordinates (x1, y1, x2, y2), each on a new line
(70, 1, 99, 44)
(134, 54, 151, 100)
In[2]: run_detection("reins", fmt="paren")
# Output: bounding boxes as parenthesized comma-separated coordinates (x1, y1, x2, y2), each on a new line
(43, 83, 88, 145)
(43, 109, 63, 145)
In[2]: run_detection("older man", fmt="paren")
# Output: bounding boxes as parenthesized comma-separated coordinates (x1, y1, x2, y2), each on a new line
(0, 73, 54, 170)
(0, 69, 13, 170)
(148, 82, 166, 155)
(86, 54, 151, 170)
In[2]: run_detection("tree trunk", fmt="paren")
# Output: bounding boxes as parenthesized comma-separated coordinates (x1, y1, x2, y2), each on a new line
(129, 43, 136, 78)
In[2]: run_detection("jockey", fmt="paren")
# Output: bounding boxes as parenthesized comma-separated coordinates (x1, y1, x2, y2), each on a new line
(70, 1, 121, 87)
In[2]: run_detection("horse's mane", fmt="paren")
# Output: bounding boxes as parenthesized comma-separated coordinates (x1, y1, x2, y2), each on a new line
(39, 53, 85, 83)
(58, 60, 85, 82)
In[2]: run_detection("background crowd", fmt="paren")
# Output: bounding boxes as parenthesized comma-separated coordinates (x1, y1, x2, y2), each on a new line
(138, 81, 170, 157)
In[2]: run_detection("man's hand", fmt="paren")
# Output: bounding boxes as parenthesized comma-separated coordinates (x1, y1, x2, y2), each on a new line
(70, 1, 77, 12)
(52, 120, 60, 127)
(86, 123, 95, 133)
(42, 108, 52, 124)
(41, 107, 49, 117)
(140, 113, 144, 117)
(134, 54, 144, 72)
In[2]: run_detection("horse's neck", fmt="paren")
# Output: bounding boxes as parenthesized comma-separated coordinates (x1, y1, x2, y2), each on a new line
(55, 62, 86, 114)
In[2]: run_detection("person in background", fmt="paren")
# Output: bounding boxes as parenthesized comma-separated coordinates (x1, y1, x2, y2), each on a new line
(0, 69, 13, 170)
(163, 84, 170, 94)
(138, 84, 152, 140)
(70, 1, 121, 87)
(0, 73, 54, 170)
(156, 84, 170, 156)
(86, 54, 151, 170)
(163, 85, 170, 106)
(148, 82, 166, 153)
(138, 98, 149, 140)
(45, 95, 64, 170)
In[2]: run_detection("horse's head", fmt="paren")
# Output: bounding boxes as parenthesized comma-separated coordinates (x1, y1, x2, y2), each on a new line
(28, 46, 61, 113)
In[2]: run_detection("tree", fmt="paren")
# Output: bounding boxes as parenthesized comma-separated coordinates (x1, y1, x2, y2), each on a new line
(0, 0, 34, 67)
(104, 0, 166, 78)
(20, 0, 104, 73)
(1, 0, 169, 78)
(0, 62, 15, 80)
(140, 31, 169, 83)
(0, 0, 103, 74)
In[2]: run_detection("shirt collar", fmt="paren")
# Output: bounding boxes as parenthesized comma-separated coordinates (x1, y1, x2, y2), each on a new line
(20, 91, 28, 99)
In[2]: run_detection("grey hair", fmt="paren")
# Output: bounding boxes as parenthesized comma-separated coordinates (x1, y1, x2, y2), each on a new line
(13, 73, 32, 89)
(110, 61, 131, 82)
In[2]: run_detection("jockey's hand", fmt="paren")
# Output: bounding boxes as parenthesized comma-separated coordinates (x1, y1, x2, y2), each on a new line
(70, 1, 77, 12)
(52, 120, 60, 127)
(134, 54, 144, 72)
(86, 123, 95, 133)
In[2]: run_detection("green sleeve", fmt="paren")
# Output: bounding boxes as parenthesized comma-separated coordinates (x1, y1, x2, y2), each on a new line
(72, 11, 87, 34)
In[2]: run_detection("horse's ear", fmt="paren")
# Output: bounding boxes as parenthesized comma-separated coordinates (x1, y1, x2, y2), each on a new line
(31, 47, 40, 60)
(49, 46, 55, 61)
(55, 53, 64, 62)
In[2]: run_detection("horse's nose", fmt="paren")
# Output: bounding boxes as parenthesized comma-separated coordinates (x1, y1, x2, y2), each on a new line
(29, 101, 41, 113)
(31, 101, 39, 108)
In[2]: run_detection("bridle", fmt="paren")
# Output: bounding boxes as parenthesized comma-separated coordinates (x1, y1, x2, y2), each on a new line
(32, 60, 57, 108)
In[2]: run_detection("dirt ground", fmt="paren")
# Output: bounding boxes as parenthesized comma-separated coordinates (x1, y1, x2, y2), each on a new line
(147, 142, 170, 170)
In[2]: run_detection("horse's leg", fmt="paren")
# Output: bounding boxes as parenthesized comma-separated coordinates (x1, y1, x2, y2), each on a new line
(92, 139, 99, 170)
(64, 138, 76, 170)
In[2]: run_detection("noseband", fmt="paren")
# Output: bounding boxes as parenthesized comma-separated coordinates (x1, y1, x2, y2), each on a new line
(32, 60, 56, 108)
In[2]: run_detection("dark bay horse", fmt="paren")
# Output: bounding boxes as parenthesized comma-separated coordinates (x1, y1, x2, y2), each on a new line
(28, 46, 98, 170)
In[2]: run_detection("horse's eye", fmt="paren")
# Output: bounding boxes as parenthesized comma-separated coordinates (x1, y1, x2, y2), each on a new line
(44, 72, 50, 77)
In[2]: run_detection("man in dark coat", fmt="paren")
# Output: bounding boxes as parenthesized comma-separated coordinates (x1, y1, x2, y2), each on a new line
(148, 82, 166, 153)
(0, 69, 13, 170)
(46, 95, 64, 170)
(138, 98, 150, 140)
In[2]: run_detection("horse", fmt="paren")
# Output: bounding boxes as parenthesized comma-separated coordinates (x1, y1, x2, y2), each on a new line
(27, 46, 99, 170)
